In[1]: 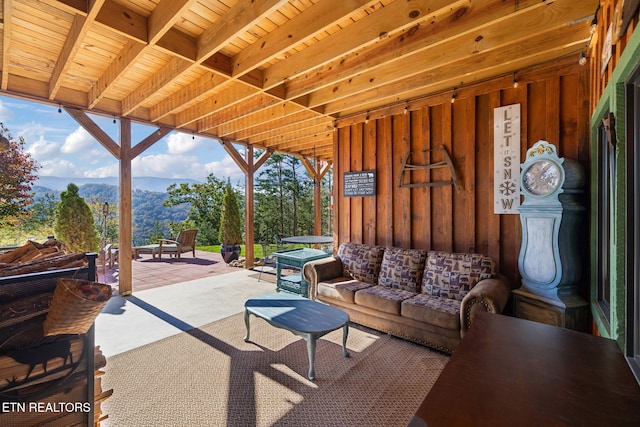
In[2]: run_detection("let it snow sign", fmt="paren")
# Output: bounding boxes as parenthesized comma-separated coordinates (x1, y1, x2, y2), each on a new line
(494, 104, 521, 214)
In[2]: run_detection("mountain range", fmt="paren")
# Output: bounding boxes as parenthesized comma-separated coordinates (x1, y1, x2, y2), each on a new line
(36, 176, 201, 193)
(31, 177, 195, 246)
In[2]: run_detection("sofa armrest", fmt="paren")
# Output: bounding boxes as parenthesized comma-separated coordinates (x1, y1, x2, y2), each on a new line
(302, 257, 344, 300)
(460, 274, 511, 337)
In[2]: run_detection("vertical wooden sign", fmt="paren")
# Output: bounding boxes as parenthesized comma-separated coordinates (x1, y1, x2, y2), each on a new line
(494, 104, 521, 214)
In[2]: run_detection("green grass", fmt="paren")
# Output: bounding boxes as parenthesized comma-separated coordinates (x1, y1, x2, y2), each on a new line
(197, 244, 304, 259)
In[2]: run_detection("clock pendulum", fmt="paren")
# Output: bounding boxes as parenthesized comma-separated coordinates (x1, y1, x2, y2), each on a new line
(513, 140, 589, 331)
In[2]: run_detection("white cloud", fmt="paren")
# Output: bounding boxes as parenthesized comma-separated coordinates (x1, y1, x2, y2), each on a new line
(38, 159, 83, 177)
(83, 163, 119, 178)
(0, 99, 13, 122)
(204, 155, 244, 183)
(26, 135, 60, 160)
(61, 126, 95, 154)
(61, 126, 110, 164)
(166, 132, 201, 155)
(130, 153, 205, 179)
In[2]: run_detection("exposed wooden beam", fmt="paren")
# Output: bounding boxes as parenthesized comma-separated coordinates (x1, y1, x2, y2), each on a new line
(172, 81, 258, 127)
(231, 0, 378, 78)
(94, 0, 147, 43)
(89, 0, 193, 109)
(235, 112, 323, 141)
(284, 0, 547, 100)
(319, 161, 332, 181)
(196, 0, 289, 63)
(263, 0, 459, 89)
(122, 56, 192, 115)
(131, 127, 172, 158)
(253, 148, 273, 170)
(299, 156, 316, 179)
(326, 23, 589, 116)
(148, 0, 195, 45)
(216, 102, 307, 136)
(49, 0, 105, 99)
(306, 0, 594, 110)
(1, 0, 13, 90)
(197, 93, 283, 132)
(220, 138, 248, 174)
(88, 40, 146, 108)
(150, 74, 228, 123)
(64, 107, 120, 158)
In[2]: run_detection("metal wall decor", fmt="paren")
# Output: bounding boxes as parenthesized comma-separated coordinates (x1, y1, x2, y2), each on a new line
(398, 145, 460, 191)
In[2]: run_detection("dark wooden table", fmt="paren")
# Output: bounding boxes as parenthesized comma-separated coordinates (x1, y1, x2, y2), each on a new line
(411, 312, 640, 426)
(280, 235, 334, 245)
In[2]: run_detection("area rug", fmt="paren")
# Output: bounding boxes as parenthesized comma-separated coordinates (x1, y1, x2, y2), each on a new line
(247, 271, 277, 284)
(101, 312, 449, 426)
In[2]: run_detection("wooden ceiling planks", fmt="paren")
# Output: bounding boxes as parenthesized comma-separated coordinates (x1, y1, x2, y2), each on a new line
(0, 0, 599, 162)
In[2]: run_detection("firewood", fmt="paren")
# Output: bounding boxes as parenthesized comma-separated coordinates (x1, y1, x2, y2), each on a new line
(0, 253, 87, 277)
(0, 241, 41, 264)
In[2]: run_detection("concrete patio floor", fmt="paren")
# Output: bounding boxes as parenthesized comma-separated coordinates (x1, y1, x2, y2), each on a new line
(95, 250, 278, 357)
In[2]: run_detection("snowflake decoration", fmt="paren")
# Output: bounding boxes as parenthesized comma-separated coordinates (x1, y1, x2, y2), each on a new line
(499, 180, 516, 196)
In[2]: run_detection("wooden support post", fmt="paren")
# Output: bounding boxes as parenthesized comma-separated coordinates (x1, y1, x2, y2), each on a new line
(314, 161, 322, 237)
(245, 145, 255, 269)
(66, 108, 167, 296)
(118, 119, 133, 296)
(219, 140, 273, 269)
(300, 156, 332, 240)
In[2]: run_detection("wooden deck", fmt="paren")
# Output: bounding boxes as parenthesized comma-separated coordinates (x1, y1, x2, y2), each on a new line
(98, 250, 247, 294)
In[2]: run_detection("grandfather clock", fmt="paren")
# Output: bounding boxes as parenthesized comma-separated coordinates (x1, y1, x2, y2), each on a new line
(513, 141, 588, 331)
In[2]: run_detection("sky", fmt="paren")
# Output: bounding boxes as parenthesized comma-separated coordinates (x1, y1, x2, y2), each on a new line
(0, 94, 246, 184)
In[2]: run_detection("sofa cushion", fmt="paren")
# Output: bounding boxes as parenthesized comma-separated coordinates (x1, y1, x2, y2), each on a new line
(401, 293, 461, 331)
(377, 247, 427, 292)
(337, 242, 386, 285)
(354, 285, 416, 315)
(317, 278, 374, 304)
(422, 251, 495, 301)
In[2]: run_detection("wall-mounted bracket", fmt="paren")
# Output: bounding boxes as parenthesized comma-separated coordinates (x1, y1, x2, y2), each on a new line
(398, 145, 460, 191)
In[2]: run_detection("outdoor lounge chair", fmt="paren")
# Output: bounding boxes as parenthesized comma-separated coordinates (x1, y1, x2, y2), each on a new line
(158, 228, 198, 259)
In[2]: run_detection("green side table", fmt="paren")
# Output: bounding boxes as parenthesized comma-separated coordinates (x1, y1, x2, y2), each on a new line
(273, 248, 331, 297)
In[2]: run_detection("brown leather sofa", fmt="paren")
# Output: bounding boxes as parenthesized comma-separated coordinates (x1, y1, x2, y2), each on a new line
(302, 242, 511, 353)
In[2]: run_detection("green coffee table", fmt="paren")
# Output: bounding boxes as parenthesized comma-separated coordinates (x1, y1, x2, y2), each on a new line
(243, 292, 349, 380)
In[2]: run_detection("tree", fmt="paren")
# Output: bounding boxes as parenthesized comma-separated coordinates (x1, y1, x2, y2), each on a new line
(254, 152, 318, 241)
(54, 183, 100, 253)
(165, 174, 228, 245)
(219, 183, 243, 245)
(0, 123, 40, 226)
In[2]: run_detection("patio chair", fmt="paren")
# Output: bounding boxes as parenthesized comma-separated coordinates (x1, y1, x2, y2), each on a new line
(274, 234, 292, 251)
(158, 228, 199, 260)
(104, 243, 118, 268)
(257, 240, 277, 282)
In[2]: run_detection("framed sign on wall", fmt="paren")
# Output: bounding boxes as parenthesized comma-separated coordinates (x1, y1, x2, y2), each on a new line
(494, 104, 521, 214)
(343, 171, 376, 197)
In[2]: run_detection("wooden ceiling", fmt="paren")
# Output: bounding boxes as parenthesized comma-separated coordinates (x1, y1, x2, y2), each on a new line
(0, 0, 598, 162)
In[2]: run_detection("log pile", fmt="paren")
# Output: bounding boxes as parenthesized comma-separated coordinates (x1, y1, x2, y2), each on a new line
(0, 239, 86, 277)
(0, 242, 112, 426)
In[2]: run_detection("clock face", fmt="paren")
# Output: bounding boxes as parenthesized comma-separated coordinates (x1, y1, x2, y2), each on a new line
(522, 160, 562, 196)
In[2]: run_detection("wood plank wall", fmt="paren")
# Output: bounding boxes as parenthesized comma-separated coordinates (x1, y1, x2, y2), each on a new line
(590, 0, 639, 108)
(334, 56, 591, 289)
